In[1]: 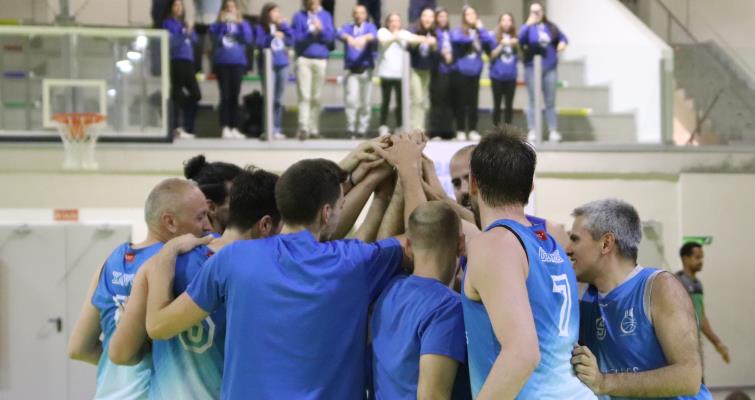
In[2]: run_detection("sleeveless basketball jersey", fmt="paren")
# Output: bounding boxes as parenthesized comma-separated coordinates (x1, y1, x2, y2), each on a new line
(91, 242, 162, 400)
(150, 245, 225, 399)
(580, 267, 712, 400)
(462, 219, 595, 399)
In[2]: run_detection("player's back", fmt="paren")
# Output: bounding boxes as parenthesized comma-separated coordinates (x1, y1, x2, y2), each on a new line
(91, 242, 162, 400)
(371, 275, 467, 400)
(462, 218, 595, 399)
(189, 230, 403, 400)
(150, 245, 224, 400)
(581, 267, 712, 400)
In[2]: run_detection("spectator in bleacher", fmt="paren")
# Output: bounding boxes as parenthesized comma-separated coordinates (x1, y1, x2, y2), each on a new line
(164, 0, 201, 139)
(489, 13, 519, 127)
(377, 13, 411, 136)
(192, 0, 222, 73)
(256, 2, 293, 140)
(210, 0, 253, 139)
(408, 0, 436, 23)
(292, 0, 336, 140)
(518, 2, 567, 143)
(408, 8, 437, 131)
(428, 7, 455, 140)
(338, 5, 378, 139)
(451, 6, 494, 141)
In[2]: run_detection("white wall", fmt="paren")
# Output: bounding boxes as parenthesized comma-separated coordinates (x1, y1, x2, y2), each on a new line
(549, 0, 672, 143)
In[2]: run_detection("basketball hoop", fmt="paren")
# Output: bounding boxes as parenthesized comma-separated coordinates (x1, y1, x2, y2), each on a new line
(52, 112, 106, 170)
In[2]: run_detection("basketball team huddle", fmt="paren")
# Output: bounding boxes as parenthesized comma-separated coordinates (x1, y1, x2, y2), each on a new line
(68, 125, 712, 400)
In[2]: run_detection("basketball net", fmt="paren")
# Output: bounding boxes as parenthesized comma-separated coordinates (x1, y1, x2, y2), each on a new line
(52, 112, 106, 170)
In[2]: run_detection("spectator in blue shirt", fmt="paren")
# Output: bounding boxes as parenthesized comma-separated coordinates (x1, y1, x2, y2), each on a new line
(408, 8, 437, 131)
(451, 6, 495, 141)
(371, 201, 468, 400)
(209, 0, 253, 139)
(488, 13, 519, 126)
(338, 5, 377, 138)
(163, 0, 200, 139)
(518, 2, 568, 143)
(429, 7, 455, 140)
(256, 2, 293, 140)
(291, 0, 335, 140)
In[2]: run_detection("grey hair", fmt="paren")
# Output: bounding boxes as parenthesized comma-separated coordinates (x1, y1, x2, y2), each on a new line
(144, 178, 198, 229)
(572, 198, 642, 261)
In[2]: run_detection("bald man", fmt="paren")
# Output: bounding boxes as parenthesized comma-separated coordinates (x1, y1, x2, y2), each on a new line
(68, 178, 211, 400)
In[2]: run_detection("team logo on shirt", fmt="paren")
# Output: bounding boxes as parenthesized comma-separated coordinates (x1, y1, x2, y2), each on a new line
(534, 230, 547, 241)
(179, 317, 216, 353)
(111, 271, 135, 288)
(538, 247, 564, 264)
(620, 308, 637, 335)
(124, 252, 135, 263)
(595, 316, 607, 340)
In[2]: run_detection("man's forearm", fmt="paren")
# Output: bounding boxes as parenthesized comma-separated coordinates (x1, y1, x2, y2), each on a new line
(377, 180, 404, 240)
(355, 192, 391, 242)
(600, 364, 701, 397)
(398, 165, 426, 226)
(702, 316, 722, 346)
(332, 170, 387, 239)
(145, 248, 179, 335)
(478, 352, 537, 399)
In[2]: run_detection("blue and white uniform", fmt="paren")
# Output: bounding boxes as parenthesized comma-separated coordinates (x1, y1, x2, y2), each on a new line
(150, 245, 225, 400)
(92, 242, 162, 400)
(580, 266, 712, 400)
(461, 218, 595, 399)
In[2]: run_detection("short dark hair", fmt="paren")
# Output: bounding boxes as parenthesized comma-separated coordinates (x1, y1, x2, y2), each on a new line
(183, 155, 243, 205)
(275, 159, 347, 225)
(227, 167, 280, 231)
(679, 242, 702, 258)
(408, 201, 460, 252)
(470, 125, 535, 207)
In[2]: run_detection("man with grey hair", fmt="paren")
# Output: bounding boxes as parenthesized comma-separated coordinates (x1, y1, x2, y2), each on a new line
(567, 199, 711, 399)
(68, 178, 211, 399)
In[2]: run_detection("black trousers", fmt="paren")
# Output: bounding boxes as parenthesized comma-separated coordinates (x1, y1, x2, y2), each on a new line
(192, 23, 210, 73)
(216, 64, 244, 128)
(492, 79, 516, 126)
(429, 71, 455, 139)
(452, 72, 480, 132)
(169, 59, 201, 133)
(380, 78, 402, 127)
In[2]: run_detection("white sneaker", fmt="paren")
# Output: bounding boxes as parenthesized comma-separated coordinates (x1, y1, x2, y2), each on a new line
(221, 127, 234, 139)
(456, 131, 467, 141)
(378, 125, 390, 136)
(308, 131, 320, 139)
(527, 130, 537, 142)
(468, 130, 481, 141)
(548, 130, 562, 143)
(231, 128, 246, 139)
(272, 132, 286, 140)
(174, 128, 195, 139)
(297, 129, 308, 141)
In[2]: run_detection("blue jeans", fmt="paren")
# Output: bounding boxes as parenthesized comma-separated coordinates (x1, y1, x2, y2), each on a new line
(524, 66, 558, 131)
(261, 65, 289, 133)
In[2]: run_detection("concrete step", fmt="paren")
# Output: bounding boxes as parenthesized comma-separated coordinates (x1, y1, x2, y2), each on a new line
(192, 106, 635, 143)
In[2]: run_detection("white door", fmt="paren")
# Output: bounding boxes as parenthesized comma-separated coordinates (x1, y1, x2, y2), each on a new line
(0, 224, 67, 400)
(63, 223, 131, 400)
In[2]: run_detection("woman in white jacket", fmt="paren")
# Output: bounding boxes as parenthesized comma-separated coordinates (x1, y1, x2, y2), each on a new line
(376, 13, 413, 135)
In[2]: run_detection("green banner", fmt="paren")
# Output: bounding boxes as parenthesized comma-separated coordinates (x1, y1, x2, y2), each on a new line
(682, 236, 713, 245)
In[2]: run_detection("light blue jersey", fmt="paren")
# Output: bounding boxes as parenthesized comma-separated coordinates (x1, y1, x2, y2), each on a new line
(150, 245, 225, 400)
(91, 242, 162, 400)
(461, 218, 595, 399)
(580, 267, 712, 400)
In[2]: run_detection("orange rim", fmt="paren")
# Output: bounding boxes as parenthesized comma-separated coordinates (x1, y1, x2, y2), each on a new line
(52, 112, 106, 140)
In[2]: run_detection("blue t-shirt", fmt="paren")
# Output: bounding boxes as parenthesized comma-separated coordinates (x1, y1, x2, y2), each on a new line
(186, 231, 404, 399)
(518, 22, 567, 71)
(150, 245, 225, 400)
(461, 219, 595, 399)
(339, 22, 378, 71)
(163, 18, 196, 61)
(91, 242, 162, 400)
(371, 275, 467, 400)
(580, 267, 712, 400)
(488, 31, 518, 82)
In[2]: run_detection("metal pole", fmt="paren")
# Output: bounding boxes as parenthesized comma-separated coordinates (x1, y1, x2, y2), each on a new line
(533, 54, 543, 143)
(264, 49, 275, 140)
(401, 49, 411, 133)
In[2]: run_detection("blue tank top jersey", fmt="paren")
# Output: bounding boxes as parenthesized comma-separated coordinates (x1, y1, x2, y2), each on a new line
(580, 267, 712, 400)
(91, 242, 163, 400)
(150, 244, 225, 399)
(461, 219, 595, 399)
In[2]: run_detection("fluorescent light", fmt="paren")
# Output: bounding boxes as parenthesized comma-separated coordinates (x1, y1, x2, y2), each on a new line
(134, 35, 148, 50)
(116, 60, 133, 74)
(107, 89, 117, 97)
(126, 51, 142, 61)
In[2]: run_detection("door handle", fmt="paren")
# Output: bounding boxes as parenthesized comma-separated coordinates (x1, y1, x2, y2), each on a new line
(48, 317, 62, 333)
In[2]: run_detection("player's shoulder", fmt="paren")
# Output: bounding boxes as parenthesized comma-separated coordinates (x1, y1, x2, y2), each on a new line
(102, 242, 132, 269)
(649, 270, 691, 309)
(468, 227, 522, 256)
